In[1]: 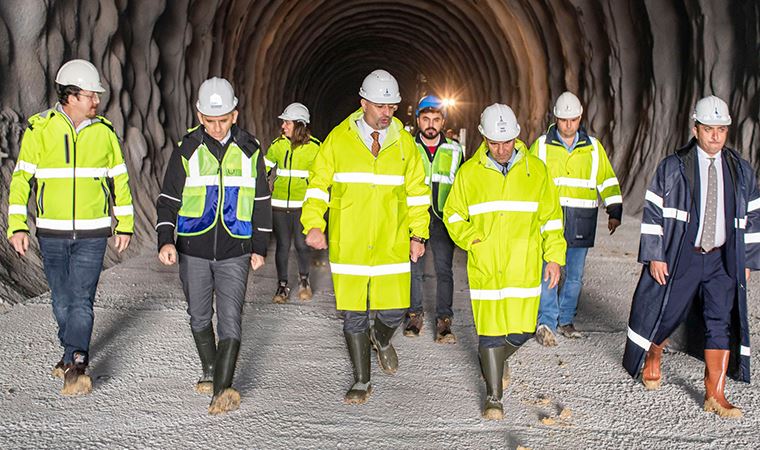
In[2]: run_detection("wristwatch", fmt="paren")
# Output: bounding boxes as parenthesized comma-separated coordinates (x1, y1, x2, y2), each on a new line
(410, 236, 426, 244)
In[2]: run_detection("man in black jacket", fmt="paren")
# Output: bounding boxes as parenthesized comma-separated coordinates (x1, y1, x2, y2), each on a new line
(155, 77, 272, 415)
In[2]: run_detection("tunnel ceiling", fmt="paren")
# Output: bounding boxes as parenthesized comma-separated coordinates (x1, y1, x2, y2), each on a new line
(0, 0, 759, 301)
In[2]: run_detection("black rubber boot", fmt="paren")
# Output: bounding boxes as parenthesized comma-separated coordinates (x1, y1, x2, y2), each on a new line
(370, 320, 399, 375)
(208, 339, 241, 415)
(192, 325, 216, 394)
(479, 345, 508, 420)
(502, 341, 519, 389)
(344, 331, 372, 404)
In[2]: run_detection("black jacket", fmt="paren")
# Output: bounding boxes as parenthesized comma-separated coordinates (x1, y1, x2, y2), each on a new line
(156, 125, 272, 260)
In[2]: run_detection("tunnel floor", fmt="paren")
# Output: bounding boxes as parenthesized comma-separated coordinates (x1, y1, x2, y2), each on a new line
(0, 214, 758, 448)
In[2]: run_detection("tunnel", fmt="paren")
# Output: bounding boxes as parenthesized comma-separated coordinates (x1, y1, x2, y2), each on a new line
(0, 0, 759, 303)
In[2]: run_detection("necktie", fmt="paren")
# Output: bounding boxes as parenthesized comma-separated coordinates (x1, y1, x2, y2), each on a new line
(701, 157, 717, 252)
(370, 131, 380, 157)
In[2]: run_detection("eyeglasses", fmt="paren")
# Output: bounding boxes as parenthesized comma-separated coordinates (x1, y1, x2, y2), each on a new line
(368, 102, 398, 112)
(77, 92, 100, 101)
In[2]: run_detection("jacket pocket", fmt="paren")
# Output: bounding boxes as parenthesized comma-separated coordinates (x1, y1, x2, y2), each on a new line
(100, 181, 111, 215)
(37, 182, 46, 215)
(563, 206, 598, 248)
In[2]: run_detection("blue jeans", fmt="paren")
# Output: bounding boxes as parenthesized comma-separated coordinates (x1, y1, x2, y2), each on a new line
(538, 247, 589, 331)
(39, 237, 107, 364)
(410, 212, 455, 319)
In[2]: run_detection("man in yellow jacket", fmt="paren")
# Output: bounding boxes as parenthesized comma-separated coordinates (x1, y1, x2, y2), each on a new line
(444, 103, 566, 420)
(529, 92, 623, 346)
(302, 69, 430, 404)
(6, 59, 133, 396)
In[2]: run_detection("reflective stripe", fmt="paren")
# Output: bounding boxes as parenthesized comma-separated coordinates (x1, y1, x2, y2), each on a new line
(540, 219, 562, 234)
(537, 136, 547, 163)
(272, 198, 304, 208)
(604, 195, 623, 206)
(8, 205, 27, 216)
(264, 158, 276, 168)
(185, 175, 219, 187)
(407, 195, 430, 207)
(448, 213, 464, 224)
(113, 205, 134, 216)
(627, 326, 651, 351)
(159, 193, 181, 203)
(333, 172, 404, 185)
(330, 262, 410, 276)
(554, 177, 595, 189)
(598, 177, 620, 191)
(641, 223, 663, 236)
(188, 151, 201, 177)
(37, 217, 111, 230)
(735, 217, 747, 229)
(662, 208, 689, 222)
(741, 345, 750, 357)
(588, 137, 600, 186)
(745, 232, 760, 244)
(241, 153, 252, 179)
(258, 227, 273, 232)
(255, 195, 271, 201)
(108, 164, 128, 178)
(155, 221, 175, 229)
(469, 201, 538, 216)
(559, 197, 598, 208)
(748, 197, 760, 212)
(14, 160, 37, 174)
(224, 176, 256, 188)
(645, 190, 663, 208)
(424, 176, 430, 185)
(277, 168, 310, 178)
(304, 188, 329, 202)
(36, 167, 108, 179)
(431, 173, 453, 184)
(469, 286, 541, 300)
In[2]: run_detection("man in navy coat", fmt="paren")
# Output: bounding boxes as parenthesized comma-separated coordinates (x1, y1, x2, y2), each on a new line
(623, 95, 760, 418)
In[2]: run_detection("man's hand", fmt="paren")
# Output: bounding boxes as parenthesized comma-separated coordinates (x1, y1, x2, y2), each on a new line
(649, 260, 669, 286)
(410, 240, 425, 262)
(158, 243, 178, 266)
(746, 268, 751, 282)
(305, 228, 327, 250)
(8, 232, 29, 257)
(251, 253, 265, 271)
(113, 234, 131, 253)
(544, 262, 561, 289)
(608, 218, 621, 235)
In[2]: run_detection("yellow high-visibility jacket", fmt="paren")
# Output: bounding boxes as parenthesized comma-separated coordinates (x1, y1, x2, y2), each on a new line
(264, 135, 321, 209)
(7, 106, 133, 239)
(444, 140, 566, 335)
(529, 125, 622, 247)
(301, 109, 430, 311)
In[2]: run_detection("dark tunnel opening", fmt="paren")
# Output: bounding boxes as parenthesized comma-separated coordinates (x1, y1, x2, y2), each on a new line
(0, 0, 759, 302)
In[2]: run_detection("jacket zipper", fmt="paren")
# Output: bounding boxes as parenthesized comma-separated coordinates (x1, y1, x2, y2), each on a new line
(38, 182, 45, 215)
(64, 135, 70, 164)
(286, 148, 294, 208)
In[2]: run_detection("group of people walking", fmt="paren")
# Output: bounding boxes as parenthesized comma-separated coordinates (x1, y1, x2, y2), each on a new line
(5, 59, 759, 421)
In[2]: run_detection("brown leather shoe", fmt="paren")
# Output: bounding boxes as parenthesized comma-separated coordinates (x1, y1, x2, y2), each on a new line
(558, 323, 582, 338)
(435, 317, 457, 344)
(703, 349, 742, 418)
(642, 341, 664, 390)
(403, 312, 423, 337)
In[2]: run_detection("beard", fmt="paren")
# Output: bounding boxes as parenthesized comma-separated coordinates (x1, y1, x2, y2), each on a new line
(422, 127, 440, 140)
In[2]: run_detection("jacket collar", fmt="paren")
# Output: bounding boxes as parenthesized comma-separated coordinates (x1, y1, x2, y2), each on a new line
(346, 108, 402, 148)
(545, 123, 591, 147)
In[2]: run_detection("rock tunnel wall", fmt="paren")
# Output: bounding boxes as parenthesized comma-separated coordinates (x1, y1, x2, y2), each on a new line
(0, 0, 758, 303)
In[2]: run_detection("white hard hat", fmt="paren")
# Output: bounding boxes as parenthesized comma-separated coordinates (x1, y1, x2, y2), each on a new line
(196, 77, 238, 116)
(553, 91, 583, 119)
(359, 69, 401, 104)
(278, 102, 310, 124)
(55, 59, 105, 93)
(692, 95, 731, 126)
(478, 103, 520, 142)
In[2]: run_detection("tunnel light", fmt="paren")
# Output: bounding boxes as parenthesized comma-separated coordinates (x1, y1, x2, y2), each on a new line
(442, 98, 457, 108)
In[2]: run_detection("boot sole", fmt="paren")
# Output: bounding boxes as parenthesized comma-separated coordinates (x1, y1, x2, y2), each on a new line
(435, 334, 457, 344)
(482, 408, 504, 420)
(403, 329, 420, 337)
(195, 381, 213, 395)
(344, 386, 373, 405)
(208, 388, 241, 415)
(642, 378, 661, 390)
(61, 374, 92, 396)
(704, 397, 743, 418)
(51, 367, 65, 379)
(272, 296, 288, 304)
(297, 288, 313, 301)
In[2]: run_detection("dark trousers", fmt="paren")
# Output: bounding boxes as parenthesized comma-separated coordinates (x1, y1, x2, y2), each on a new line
(179, 253, 250, 341)
(273, 208, 310, 282)
(653, 247, 734, 349)
(410, 212, 455, 318)
(39, 237, 107, 364)
(479, 333, 534, 348)
(343, 309, 407, 333)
